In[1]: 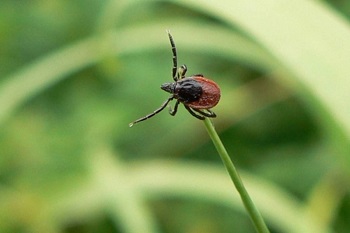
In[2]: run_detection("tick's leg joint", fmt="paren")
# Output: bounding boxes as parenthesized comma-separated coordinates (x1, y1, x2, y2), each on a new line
(169, 100, 180, 116)
(193, 109, 216, 118)
(178, 65, 187, 79)
(184, 105, 205, 120)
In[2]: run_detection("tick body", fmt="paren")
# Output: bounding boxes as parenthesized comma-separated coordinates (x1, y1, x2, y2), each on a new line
(161, 75, 220, 109)
(129, 31, 221, 127)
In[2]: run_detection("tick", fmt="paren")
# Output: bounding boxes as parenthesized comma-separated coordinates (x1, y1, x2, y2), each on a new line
(129, 31, 221, 127)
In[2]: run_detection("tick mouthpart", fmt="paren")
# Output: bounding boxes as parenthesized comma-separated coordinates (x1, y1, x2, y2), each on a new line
(161, 82, 176, 94)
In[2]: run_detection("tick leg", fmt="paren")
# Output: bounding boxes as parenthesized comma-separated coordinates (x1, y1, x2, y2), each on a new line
(193, 109, 216, 118)
(178, 65, 187, 80)
(184, 105, 205, 120)
(169, 100, 180, 116)
(167, 30, 178, 81)
(129, 96, 174, 127)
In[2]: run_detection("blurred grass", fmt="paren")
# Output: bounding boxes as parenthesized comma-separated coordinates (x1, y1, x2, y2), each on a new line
(0, 0, 350, 233)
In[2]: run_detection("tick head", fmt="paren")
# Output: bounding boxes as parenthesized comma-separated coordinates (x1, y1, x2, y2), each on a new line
(161, 82, 176, 94)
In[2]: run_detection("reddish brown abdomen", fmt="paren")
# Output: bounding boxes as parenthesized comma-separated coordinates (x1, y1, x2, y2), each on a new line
(187, 76, 221, 109)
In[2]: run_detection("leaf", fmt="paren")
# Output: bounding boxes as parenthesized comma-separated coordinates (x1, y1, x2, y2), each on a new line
(170, 0, 350, 162)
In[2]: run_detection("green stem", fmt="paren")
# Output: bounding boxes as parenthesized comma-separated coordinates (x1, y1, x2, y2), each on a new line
(203, 118, 270, 233)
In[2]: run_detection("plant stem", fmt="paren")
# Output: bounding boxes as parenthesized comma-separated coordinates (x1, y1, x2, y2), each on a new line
(203, 118, 270, 233)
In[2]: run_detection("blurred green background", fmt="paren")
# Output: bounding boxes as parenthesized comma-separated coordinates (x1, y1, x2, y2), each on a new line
(1, 0, 350, 233)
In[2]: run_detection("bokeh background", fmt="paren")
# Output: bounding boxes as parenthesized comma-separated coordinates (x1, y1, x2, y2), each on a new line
(1, 0, 350, 233)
